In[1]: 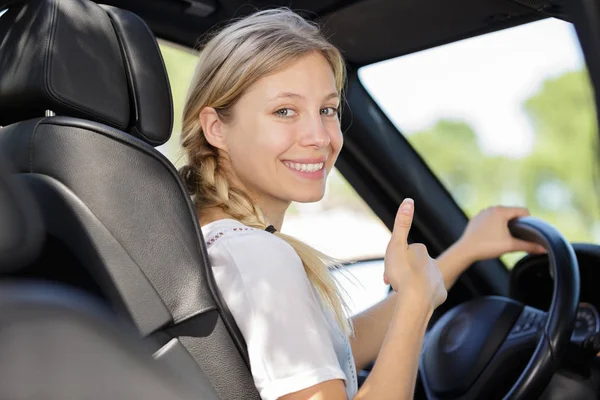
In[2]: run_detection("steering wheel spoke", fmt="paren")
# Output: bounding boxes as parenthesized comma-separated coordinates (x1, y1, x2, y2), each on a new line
(503, 306, 548, 353)
(458, 306, 550, 399)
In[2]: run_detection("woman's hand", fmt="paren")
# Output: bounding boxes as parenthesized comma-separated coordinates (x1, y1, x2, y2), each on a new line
(384, 198, 447, 310)
(457, 205, 546, 263)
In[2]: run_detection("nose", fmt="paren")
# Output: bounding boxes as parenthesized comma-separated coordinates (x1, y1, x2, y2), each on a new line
(299, 113, 331, 148)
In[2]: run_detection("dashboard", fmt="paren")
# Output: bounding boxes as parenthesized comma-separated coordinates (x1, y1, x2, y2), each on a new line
(510, 243, 600, 342)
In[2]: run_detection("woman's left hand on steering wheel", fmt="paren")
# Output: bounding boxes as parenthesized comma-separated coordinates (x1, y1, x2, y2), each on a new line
(457, 206, 547, 262)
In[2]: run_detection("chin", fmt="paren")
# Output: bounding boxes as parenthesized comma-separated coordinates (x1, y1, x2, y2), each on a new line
(291, 190, 326, 203)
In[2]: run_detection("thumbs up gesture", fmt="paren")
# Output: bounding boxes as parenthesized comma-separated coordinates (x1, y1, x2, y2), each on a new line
(384, 199, 447, 310)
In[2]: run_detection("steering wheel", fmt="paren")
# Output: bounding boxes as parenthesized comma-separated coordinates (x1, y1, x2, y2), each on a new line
(419, 216, 580, 400)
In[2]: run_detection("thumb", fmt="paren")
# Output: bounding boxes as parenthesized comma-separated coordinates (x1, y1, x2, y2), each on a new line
(392, 198, 414, 247)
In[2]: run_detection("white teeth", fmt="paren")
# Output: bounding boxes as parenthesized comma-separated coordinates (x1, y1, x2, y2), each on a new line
(284, 161, 324, 172)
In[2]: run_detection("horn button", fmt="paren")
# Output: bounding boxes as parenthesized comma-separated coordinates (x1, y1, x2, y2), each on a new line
(421, 296, 523, 397)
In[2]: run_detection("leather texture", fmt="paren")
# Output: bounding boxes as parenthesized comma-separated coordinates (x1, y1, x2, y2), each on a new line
(0, 1, 258, 398)
(0, 0, 172, 146)
(100, 5, 174, 145)
(0, 151, 43, 272)
(0, 281, 211, 400)
(0, 117, 260, 399)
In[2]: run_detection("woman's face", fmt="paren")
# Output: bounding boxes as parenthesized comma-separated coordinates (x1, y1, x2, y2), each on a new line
(220, 52, 343, 210)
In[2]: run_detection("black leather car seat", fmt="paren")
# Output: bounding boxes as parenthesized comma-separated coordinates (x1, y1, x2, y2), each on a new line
(0, 1, 258, 398)
(0, 150, 217, 400)
(0, 281, 218, 400)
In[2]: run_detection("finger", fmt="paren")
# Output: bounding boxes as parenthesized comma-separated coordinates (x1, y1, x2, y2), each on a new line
(501, 206, 531, 219)
(531, 245, 547, 254)
(392, 198, 414, 246)
(512, 238, 546, 254)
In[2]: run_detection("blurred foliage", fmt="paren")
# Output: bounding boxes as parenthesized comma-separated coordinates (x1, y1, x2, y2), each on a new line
(408, 70, 600, 266)
(157, 41, 200, 167)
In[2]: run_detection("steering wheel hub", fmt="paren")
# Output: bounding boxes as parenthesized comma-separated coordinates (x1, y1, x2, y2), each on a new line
(441, 314, 471, 353)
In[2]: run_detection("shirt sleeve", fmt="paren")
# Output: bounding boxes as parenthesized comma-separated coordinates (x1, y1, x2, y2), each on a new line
(208, 230, 346, 400)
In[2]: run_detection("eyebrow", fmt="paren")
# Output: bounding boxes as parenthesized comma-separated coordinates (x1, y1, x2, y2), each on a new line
(267, 92, 340, 102)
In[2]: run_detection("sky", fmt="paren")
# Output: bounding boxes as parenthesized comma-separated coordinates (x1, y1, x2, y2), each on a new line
(358, 18, 586, 157)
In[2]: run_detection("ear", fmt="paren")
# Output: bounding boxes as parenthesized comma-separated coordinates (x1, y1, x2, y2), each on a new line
(199, 107, 228, 151)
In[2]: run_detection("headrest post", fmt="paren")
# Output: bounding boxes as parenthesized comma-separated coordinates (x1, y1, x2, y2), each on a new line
(45, 110, 56, 117)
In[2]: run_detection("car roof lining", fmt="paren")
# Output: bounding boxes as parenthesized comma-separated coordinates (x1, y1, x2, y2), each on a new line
(87, 0, 547, 66)
(318, 0, 545, 65)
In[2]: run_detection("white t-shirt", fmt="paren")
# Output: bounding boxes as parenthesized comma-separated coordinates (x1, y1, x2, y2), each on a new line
(202, 219, 358, 400)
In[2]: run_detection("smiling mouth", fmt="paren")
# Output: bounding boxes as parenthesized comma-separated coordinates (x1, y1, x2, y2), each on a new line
(282, 161, 325, 173)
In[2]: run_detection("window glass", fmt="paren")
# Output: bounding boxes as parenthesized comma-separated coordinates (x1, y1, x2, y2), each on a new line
(359, 18, 599, 267)
(156, 40, 200, 167)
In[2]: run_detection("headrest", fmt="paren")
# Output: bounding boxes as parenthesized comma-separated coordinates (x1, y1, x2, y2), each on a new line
(0, 0, 173, 146)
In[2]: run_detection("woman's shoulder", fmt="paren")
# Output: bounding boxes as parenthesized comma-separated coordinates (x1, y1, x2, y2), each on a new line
(201, 218, 301, 266)
(201, 218, 262, 246)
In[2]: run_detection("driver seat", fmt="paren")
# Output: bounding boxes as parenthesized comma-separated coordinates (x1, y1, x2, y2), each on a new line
(0, 1, 258, 398)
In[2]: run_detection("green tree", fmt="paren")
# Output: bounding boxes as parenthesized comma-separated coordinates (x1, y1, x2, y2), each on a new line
(407, 69, 600, 257)
(523, 70, 600, 241)
(158, 42, 199, 166)
(409, 120, 521, 217)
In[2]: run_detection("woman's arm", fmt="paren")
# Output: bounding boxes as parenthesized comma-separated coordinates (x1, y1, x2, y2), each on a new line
(349, 206, 546, 372)
(349, 242, 469, 371)
(439, 206, 546, 288)
(354, 288, 435, 400)
(350, 291, 397, 371)
(282, 292, 433, 400)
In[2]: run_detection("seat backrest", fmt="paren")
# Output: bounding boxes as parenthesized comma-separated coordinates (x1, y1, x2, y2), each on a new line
(0, 281, 218, 400)
(0, 146, 215, 400)
(0, 1, 258, 398)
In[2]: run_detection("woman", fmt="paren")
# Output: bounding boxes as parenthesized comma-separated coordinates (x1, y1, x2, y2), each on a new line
(179, 9, 545, 400)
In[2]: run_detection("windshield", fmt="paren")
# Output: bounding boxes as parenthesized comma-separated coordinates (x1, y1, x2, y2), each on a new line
(359, 17, 599, 266)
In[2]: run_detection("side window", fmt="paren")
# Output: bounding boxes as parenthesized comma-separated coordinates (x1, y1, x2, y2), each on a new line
(359, 18, 598, 267)
(158, 40, 391, 315)
(156, 40, 200, 167)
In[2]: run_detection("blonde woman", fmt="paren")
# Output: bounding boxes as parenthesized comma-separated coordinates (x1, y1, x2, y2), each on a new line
(179, 9, 545, 400)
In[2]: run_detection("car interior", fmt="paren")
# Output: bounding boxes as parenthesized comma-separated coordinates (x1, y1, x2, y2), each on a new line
(1, 0, 600, 399)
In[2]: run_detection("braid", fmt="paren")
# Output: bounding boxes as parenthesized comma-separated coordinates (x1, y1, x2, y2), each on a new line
(180, 132, 267, 229)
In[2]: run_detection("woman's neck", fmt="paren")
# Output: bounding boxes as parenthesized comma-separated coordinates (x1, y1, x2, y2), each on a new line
(255, 195, 290, 231)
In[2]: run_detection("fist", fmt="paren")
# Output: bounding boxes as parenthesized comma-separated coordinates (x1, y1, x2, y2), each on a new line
(384, 199, 447, 309)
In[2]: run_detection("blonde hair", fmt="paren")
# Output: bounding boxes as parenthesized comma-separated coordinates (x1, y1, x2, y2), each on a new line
(179, 8, 352, 336)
